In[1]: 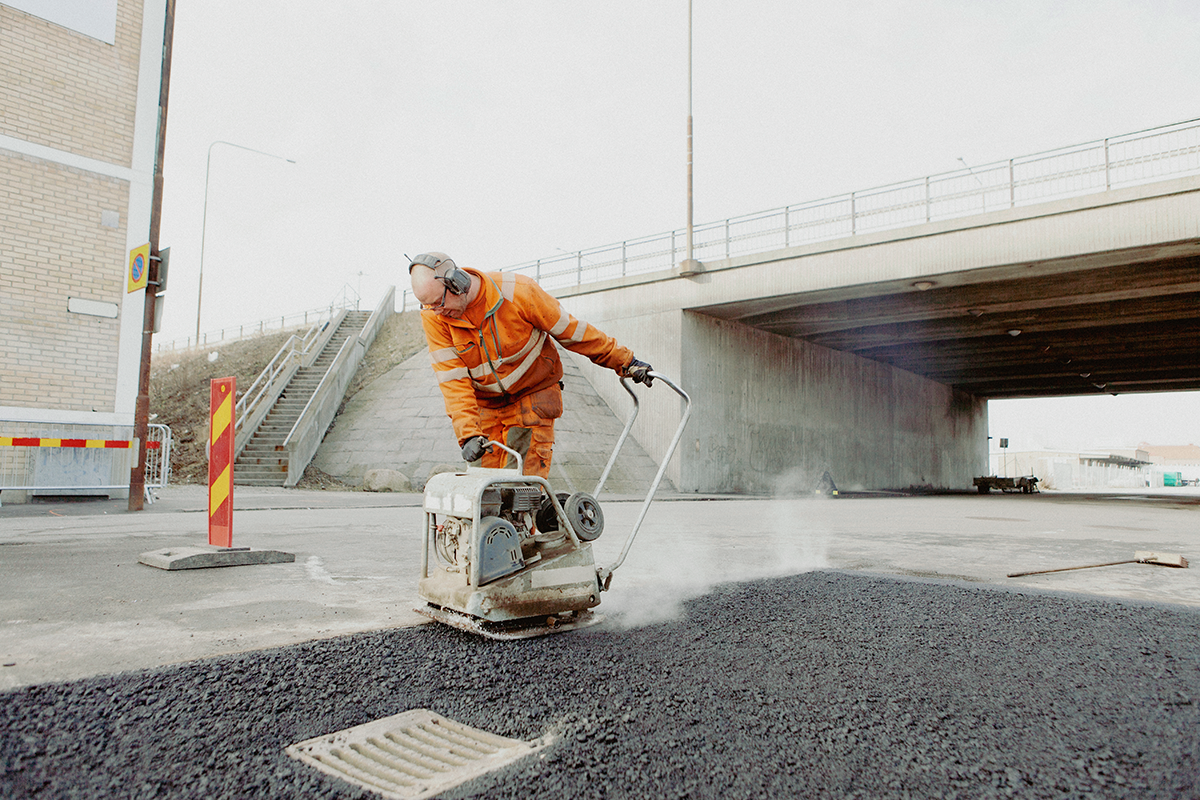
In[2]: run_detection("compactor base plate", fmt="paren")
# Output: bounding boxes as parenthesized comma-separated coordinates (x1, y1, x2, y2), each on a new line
(415, 604, 603, 640)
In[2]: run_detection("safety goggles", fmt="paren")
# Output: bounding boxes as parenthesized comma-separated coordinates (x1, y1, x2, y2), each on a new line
(421, 285, 451, 311)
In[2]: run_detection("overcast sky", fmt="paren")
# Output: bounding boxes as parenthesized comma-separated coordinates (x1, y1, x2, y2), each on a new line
(155, 0, 1200, 452)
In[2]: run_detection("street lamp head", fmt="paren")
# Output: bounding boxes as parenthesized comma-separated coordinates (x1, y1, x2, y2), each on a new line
(196, 142, 297, 342)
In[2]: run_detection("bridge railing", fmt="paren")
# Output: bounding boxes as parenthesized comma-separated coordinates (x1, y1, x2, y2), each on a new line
(189, 118, 1200, 321)
(497, 117, 1200, 291)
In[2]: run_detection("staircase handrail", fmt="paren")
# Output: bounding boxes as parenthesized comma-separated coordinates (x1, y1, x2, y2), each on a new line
(232, 342, 301, 460)
(281, 330, 365, 486)
(357, 285, 396, 352)
(234, 331, 306, 431)
(270, 290, 395, 485)
(233, 309, 346, 458)
(300, 308, 348, 369)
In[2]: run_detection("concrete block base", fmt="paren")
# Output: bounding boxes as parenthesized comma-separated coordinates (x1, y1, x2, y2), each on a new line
(138, 545, 296, 571)
(0, 489, 30, 505)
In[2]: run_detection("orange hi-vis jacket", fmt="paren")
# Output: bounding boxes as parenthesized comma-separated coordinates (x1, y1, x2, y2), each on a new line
(422, 268, 635, 446)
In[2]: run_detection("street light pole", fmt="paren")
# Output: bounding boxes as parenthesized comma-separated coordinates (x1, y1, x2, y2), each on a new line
(196, 141, 295, 343)
(679, 0, 702, 276)
(687, 0, 693, 259)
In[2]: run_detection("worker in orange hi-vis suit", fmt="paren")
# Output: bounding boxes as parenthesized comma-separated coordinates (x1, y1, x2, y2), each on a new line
(408, 252, 653, 480)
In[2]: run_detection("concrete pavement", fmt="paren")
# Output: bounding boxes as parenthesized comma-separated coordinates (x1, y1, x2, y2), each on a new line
(1, 484, 1198, 691)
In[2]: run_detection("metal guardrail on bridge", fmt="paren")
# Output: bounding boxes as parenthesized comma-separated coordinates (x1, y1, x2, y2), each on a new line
(158, 119, 1199, 322)
(481, 117, 1200, 293)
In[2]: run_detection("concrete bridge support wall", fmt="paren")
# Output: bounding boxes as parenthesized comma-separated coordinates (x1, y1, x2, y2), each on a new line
(561, 306, 687, 489)
(679, 313, 986, 494)
(561, 299, 986, 494)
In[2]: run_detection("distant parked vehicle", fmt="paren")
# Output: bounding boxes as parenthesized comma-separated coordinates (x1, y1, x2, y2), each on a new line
(973, 475, 1039, 494)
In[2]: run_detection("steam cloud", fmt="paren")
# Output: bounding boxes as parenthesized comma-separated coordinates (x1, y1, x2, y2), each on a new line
(594, 468, 831, 628)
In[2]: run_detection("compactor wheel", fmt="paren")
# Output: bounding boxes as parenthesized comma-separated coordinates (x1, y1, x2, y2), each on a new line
(565, 492, 604, 541)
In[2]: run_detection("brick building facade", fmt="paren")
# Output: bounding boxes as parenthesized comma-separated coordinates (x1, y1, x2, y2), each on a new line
(1, 0, 165, 498)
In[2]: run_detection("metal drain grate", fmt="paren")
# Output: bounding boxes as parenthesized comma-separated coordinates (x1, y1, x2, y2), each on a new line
(286, 709, 547, 800)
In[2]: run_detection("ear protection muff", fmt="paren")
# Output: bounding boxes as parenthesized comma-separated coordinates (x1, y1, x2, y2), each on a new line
(408, 252, 471, 295)
(436, 261, 471, 295)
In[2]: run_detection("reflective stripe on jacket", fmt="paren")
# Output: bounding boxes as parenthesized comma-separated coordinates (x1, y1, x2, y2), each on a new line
(421, 268, 634, 445)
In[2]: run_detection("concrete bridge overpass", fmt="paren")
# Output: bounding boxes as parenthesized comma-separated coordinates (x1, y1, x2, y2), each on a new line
(552, 173, 1200, 495)
(689, 175, 1200, 400)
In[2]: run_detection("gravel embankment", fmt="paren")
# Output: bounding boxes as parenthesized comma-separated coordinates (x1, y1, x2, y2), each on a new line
(3, 571, 1198, 799)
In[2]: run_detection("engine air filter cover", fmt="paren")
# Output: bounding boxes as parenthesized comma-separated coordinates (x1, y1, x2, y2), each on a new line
(478, 516, 523, 584)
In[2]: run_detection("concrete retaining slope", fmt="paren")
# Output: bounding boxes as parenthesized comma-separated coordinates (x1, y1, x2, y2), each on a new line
(312, 345, 671, 495)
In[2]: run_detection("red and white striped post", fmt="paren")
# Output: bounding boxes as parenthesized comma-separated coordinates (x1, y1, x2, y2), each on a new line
(208, 377, 235, 547)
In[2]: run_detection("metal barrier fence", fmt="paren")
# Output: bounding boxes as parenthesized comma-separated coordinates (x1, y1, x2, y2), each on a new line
(145, 423, 172, 497)
(491, 117, 1200, 291)
(0, 423, 172, 504)
(155, 283, 363, 353)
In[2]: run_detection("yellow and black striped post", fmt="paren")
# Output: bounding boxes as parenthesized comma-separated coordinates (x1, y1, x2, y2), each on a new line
(208, 377, 235, 547)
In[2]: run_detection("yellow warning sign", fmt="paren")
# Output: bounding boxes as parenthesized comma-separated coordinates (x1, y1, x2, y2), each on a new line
(127, 243, 151, 293)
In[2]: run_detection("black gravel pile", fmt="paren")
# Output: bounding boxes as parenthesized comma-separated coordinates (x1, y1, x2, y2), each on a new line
(3, 572, 1198, 799)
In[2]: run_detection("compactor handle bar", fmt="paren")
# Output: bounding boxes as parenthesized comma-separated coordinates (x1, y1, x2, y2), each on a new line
(485, 439, 524, 474)
(592, 378, 640, 497)
(599, 371, 691, 586)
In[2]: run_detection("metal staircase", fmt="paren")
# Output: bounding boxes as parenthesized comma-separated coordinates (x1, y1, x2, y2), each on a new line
(235, 310, 373, 486)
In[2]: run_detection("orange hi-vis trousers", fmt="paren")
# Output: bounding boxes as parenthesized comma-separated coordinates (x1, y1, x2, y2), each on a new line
(474, 385, 563, 479)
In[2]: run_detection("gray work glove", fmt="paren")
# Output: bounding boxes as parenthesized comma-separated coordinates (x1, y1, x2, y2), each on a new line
(461, 435, 491, 463)
(624, 358, 654, 386)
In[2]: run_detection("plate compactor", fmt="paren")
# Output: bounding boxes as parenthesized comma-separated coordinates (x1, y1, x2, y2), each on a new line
(415, 373, 691, 639)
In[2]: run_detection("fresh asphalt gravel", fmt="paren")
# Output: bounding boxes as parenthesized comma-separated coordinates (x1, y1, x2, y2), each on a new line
(2, 571, 1198, 799)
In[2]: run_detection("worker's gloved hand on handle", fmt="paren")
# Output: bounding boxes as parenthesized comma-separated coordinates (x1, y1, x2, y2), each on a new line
(461, 435, 491, 463)
(624, 357, 654, 386)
